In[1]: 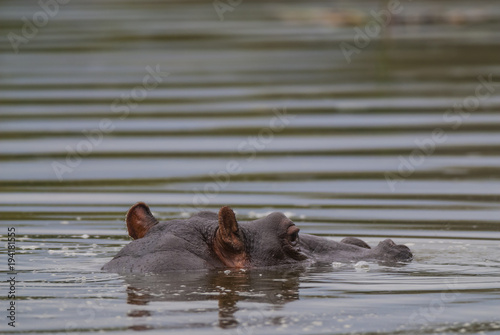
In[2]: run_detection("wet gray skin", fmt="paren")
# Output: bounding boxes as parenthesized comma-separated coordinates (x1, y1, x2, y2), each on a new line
(102, 202, 412, 273)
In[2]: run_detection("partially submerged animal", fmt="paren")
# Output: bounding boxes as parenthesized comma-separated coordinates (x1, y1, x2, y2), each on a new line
(102, 203, 412, 273)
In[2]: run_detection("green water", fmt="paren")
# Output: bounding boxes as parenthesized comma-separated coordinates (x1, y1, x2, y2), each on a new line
(1, 0, 500, 334)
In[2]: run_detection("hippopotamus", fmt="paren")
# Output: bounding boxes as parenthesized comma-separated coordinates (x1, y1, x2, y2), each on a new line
(102, 202, 412, 273)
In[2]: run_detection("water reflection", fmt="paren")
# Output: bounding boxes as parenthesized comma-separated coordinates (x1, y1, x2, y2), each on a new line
(124, 269, 302, 329)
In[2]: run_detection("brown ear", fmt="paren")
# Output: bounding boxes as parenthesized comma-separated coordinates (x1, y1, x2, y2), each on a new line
(126, 202, 159, 239)
(214, 206, 247, 267)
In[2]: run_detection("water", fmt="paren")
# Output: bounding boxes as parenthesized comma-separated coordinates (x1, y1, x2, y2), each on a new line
(1, 0, 500, 333)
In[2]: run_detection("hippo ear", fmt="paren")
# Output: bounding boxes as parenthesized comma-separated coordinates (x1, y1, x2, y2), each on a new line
(217, 207, 243, 248)
(126, 202, 158, 239)
(214, 206, 247, 267)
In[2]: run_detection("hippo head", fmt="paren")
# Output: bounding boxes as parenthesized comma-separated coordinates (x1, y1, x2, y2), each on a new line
(103, 203, 412, 273)
(121, 203, 307, 271)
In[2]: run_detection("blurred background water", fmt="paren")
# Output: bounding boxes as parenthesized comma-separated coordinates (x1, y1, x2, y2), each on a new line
(1, 0, 500, 334)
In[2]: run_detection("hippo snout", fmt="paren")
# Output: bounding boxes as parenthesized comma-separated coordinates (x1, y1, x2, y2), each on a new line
(376, 239, 413, 262)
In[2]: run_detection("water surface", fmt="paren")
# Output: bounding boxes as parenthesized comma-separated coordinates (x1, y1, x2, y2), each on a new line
(1, 0, 500, 334)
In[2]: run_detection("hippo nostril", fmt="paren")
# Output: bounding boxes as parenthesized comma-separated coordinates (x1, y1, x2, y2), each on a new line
(376, 239, 412, 262)
(395, 245, 412, 261)
(400, 245, 410, 252)
(378, 239, 396, 247)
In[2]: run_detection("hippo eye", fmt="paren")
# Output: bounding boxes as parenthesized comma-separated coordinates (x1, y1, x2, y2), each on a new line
(287, 226, 300, 246)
